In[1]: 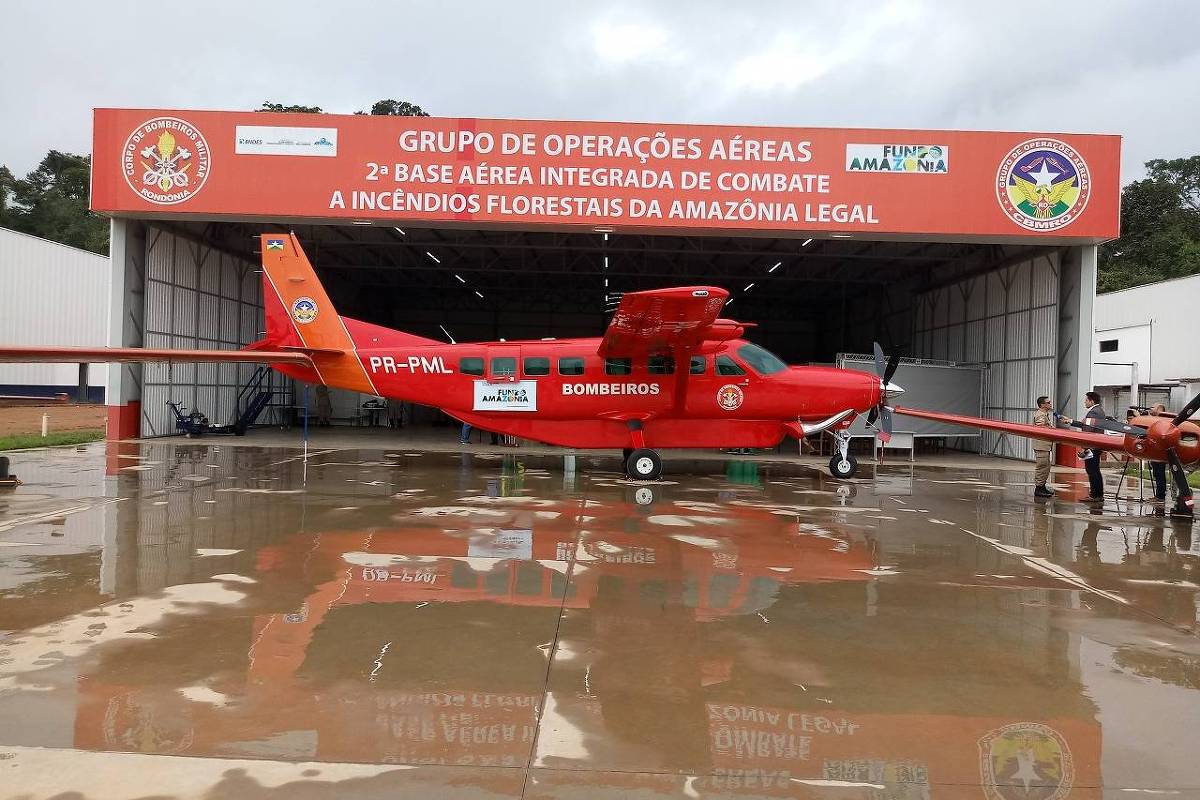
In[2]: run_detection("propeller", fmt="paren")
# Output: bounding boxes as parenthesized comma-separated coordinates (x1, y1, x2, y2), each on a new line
(867, 342, 904, 443)
(1172, 392, 1200, 428)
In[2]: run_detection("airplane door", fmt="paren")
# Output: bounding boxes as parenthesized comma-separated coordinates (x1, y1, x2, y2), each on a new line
(486, 346, 520, 382)
(686, 352, 756, 417)
(479, 345, 538, 414)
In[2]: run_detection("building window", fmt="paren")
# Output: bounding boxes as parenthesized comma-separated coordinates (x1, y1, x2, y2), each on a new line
(605, 357, 632, 376)
(1099, 339, 1119, 353)
(491, 357, 517, 377)
(558, 357, 585, 376)
(648, 355, 675, 375)
(524, 357, 550, 376)
(460, 357, 484, 376)
(715, 355, 746, 376)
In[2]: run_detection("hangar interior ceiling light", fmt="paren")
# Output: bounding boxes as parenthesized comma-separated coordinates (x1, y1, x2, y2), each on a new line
(352, 220, 372, 225)
(829, 233, 853, 239)
(801, 238, 814, 247)
(743, 282, 755, 292)
(768, 262, 782, 273)
(393, 227, 406, 235)
(474, 290, 485, 299)
(425, 251, 441, 263)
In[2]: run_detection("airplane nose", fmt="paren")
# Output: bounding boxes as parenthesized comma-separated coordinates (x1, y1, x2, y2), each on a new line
(884, 382, 905, 398)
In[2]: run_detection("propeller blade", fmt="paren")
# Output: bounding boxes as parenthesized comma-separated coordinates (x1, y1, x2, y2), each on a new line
(872, 341, 886, 378)
(1081, 417, 1148, 438)
(877, 406, 894, 444)
(883, 354, 902, 386)
(1172, 392, 1200, 427)
(867, 406, 879, 426)
(1165, 448, 1195, 510)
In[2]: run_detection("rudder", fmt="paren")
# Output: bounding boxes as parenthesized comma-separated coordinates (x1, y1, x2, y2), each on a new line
(258, 233, 377, 394)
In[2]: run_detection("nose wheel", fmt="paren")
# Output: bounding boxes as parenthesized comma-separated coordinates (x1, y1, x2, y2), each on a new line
(826, 431, 857, 479)
(625, 448, 663, 481)
(829, 454, 858, 479)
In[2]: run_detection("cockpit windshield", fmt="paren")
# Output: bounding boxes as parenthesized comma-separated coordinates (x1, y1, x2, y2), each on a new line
(736, 343, 788, 375)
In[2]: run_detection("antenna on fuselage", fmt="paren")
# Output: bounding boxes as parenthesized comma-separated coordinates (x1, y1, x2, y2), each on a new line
(438, 324, 457, 344)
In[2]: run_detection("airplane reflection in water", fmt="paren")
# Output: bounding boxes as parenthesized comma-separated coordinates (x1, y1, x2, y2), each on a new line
(10, 448, 1200, 794)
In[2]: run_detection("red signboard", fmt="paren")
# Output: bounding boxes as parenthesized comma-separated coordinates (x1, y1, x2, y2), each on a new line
(92, 109, 1121, 242)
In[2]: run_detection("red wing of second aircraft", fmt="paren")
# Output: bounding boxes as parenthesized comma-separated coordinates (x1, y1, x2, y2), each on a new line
(894, 406, 1120, 451)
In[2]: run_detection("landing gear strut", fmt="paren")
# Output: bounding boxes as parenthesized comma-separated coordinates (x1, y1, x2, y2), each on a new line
(827, 431, 858, 479)
(623, 420, 663, 481)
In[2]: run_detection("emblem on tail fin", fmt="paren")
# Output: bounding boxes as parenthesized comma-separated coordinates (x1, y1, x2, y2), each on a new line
(291, 297, 318, 324)
(266, 238, 285, 251)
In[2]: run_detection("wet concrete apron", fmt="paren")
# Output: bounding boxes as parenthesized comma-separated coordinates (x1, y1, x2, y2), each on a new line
(0, 441, 1198, 798)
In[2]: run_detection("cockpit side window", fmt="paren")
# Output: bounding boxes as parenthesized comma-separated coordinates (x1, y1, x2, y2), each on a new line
(715, 355, 746, 376)
(736, 343, 788, 375)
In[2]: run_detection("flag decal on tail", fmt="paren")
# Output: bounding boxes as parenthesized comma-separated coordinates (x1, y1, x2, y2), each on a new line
(291, 297, 318, 324)
(266, 238, 285, 251)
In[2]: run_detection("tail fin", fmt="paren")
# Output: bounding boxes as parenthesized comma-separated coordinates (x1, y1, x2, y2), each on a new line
(258, 233, 378, 394)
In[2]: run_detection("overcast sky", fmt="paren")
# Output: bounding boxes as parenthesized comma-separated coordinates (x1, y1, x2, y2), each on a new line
(1, 0, 1195, 183)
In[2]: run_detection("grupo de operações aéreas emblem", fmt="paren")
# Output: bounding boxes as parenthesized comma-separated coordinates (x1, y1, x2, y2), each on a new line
(978, 722, 1074, 800)
(996, 138, 1090, 232)
(717, 384, 744, 411)
(122, 117, 211, 205)
(291, 297, 318, 325)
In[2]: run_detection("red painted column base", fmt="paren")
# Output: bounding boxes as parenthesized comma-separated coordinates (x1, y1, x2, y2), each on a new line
(106, 401, 140, 441)
(1053, 441, 1082, 469)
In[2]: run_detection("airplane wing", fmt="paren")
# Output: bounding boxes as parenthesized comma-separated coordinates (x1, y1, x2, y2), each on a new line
(895, 406, 1127, 451)
(598, 287, 731, 357)
(0, 346, 313, 366)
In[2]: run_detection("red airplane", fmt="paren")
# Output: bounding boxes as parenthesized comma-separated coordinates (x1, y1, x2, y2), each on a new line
(0, 233, 905, 481)
(896, 401, 1200, 518)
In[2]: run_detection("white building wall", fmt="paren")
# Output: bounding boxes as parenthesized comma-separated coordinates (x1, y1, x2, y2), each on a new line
(1094, 273, 1200, 387)
(0, 227, 109, 398)
(913, 251, 1060, 461)
(139, 228, 290, 436)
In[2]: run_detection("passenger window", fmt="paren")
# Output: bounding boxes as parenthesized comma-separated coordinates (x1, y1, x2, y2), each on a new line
(524, 357, 550, 376)
(491, 357, 517, 377)
(605, 357, 632, 376)
(715, 355, 745, 376)
(648, 355, 675, 375)
(558, 356, 585, 376)
(460, 357, 484, 376)
(690, 356, 706, 375)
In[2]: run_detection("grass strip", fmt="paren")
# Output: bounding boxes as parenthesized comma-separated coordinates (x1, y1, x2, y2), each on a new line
(0, 429, 105, 451)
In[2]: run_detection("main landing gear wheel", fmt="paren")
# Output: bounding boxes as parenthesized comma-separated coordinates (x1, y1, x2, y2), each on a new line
(829, 454, 858, 479)
(626, 448, 663, 481)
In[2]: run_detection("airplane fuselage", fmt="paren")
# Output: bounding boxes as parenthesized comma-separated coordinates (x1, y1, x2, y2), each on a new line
(275, 323, 881, 450)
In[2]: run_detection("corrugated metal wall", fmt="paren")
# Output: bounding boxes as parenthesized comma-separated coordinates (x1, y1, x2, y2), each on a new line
(0, 227, 109, 395)
(140, 228, 289, 436)
(912, 252, 1060, 460)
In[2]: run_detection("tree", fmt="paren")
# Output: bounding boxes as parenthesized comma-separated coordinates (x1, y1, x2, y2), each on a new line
(356, 99, 430, 117)
(1, 151, 108, 255)
(0, 165, 15, 227)
(1099, 155, 1200, 293)
(257, 101, 323, 113)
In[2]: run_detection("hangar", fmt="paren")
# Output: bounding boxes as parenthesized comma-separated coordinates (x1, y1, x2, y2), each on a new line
(90, 110, 1120, 462)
